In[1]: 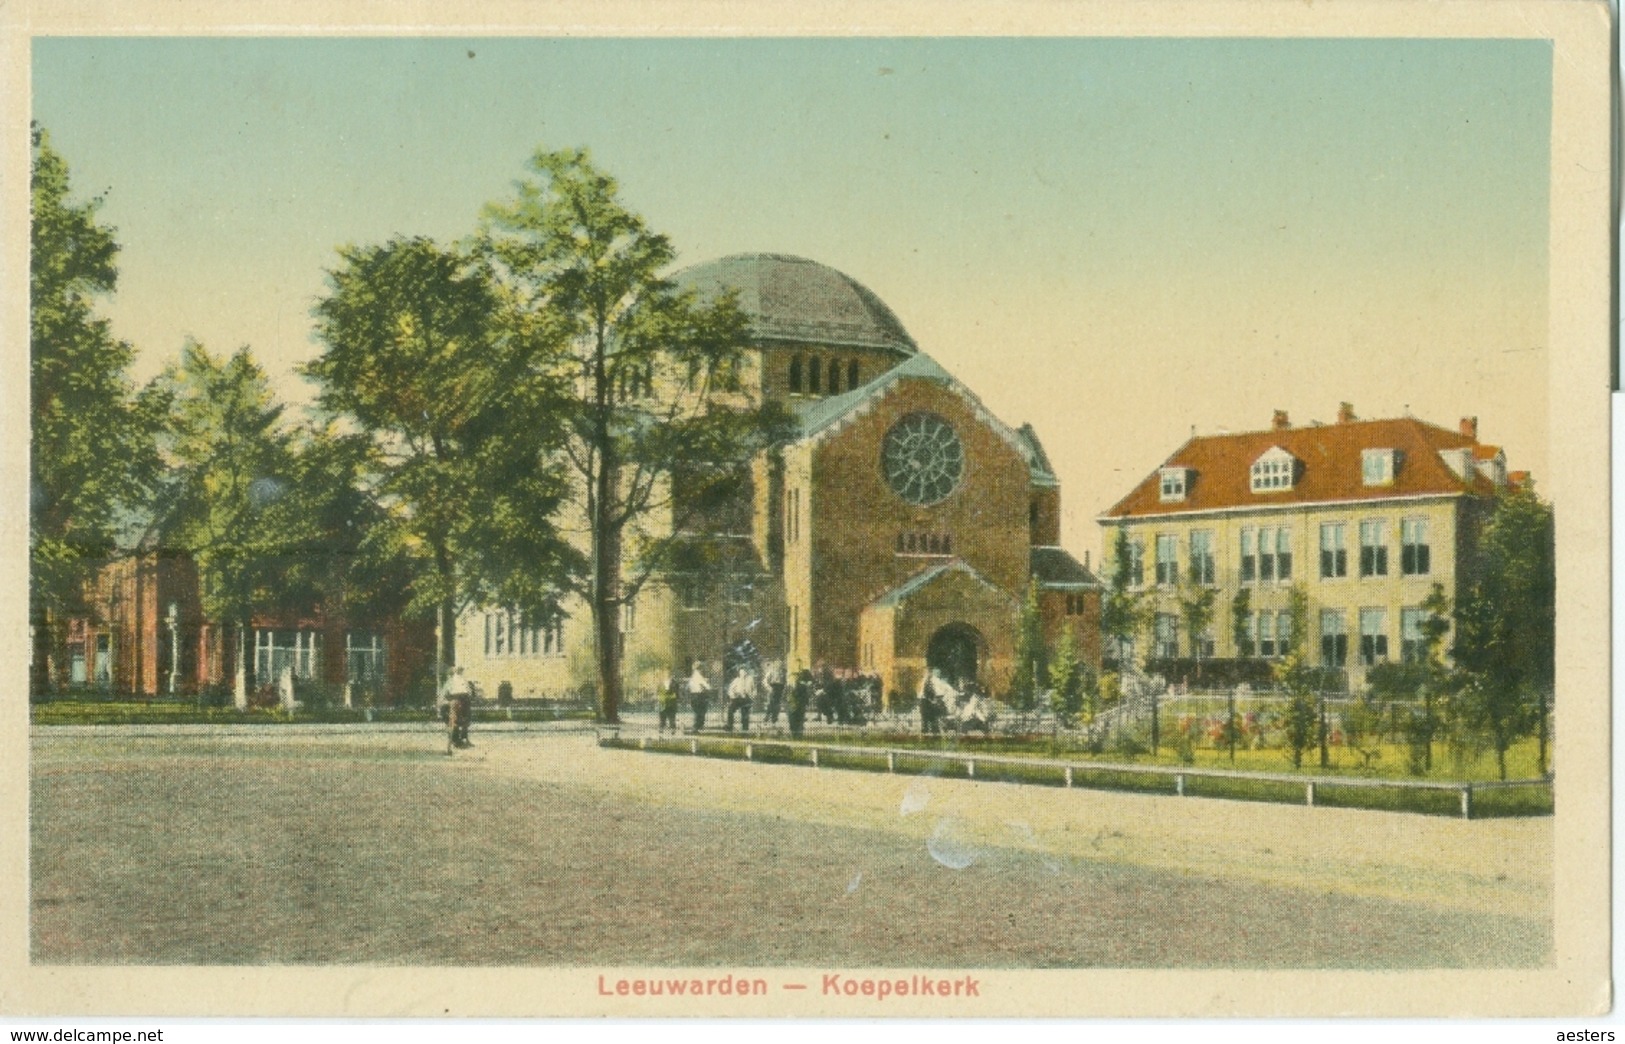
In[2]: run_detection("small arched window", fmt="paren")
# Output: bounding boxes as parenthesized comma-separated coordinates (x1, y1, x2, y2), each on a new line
(809, 357, 822, 394)
(848, 360, 860, 389)
(827, 361, 841, 395)
(789, 356, 803, 393)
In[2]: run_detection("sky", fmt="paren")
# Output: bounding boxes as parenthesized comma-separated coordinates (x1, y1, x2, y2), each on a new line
(31, 36, 1553, 560)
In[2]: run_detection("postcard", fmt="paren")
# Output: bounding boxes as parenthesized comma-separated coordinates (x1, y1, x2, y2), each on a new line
(1, 0, 1612, 1020)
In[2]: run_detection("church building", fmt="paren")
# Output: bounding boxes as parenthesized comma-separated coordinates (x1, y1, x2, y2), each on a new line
(457, 254, 1099, 704)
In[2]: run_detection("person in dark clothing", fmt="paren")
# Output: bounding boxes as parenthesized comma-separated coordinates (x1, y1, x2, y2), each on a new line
(815, 664, 838, 724)
(658, 673, 681, 734)
(788, 668, 813, 739)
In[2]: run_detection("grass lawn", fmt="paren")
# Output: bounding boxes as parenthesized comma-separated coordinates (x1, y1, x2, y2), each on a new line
(607, 731, 1553, 817)
(787, 729, 1550, 784)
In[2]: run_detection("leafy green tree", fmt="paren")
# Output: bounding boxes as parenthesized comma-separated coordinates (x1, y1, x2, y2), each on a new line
(1271, 584, 1317, 768)
(156, 343, 303, 706)
(1230, 587, 1252, 658)
(1100, 528, 1144, 667)
(1450, 490, 1555, 779)
(1007, 579, 1046, 709)
(1177, 580, 1216, 678)
(1046, 622, 1087, 724)
(476, 147, 790, 723)
(308, 236, 578, 684)
(29, 125, 162, 692)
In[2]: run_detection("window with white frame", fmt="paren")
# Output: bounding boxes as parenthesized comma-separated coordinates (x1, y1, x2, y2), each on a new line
(1188, 530, 1215, 585)
(1400, 607, 1427, 663)
(1401, 518, 1431, 576)
(1319, 610, 1348, 668)
(346, 632, 385, 687)
(1319, 522, 1348, 579)
(1359, 519, 1389, 578)
(1155, 534, 1178, 587)
(1250, 448, 1296, 492)
(1252, 526, 1292, 582)
(1154, 613, 1179, 659)
(1195, 626, 1216, 660)
(1159, 467, 1189, 502)
(1239, 528, 1256, 583)
(1276, 610, 1293, 655)
(1359, 607, 1389, 666)
(1362, 448, 1397, 486)
(254, 629, 322, 687)
(1125, 539, 1145, 587)
(1256, 612, 1277, 657)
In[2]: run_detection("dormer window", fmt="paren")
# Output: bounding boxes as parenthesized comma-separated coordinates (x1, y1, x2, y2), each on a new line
(1250, 447, 1296, 493)
(1158, 467, 1190, 502)
(1362, 448, 1398, 486)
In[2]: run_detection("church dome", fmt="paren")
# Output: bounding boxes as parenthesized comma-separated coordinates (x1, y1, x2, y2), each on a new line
(670, 253, 918, 356)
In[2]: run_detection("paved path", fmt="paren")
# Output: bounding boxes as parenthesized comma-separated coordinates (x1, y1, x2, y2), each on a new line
(30, 728, 1550, 967)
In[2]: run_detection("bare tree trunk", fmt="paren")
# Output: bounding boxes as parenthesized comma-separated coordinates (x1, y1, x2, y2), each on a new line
(31, 604, 54, 700)
(593, 459, 623, 724)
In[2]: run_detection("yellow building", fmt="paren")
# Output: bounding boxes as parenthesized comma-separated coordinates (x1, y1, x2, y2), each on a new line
(456, 254, 1100, 703)
(1099, 404, 1522, 690)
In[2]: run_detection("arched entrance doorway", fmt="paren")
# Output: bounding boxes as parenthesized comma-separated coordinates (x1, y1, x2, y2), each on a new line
(927, 623, 983, 687)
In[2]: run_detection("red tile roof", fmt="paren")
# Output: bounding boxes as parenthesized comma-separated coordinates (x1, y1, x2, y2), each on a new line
(1103, 416, 1504, 519)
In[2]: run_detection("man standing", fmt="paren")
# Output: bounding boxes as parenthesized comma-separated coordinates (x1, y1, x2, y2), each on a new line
(440, 666, 474, 754)
(687, 661, 713, 732)
(788, 668, 813, 739)
(657, 672, 681, 734)
(726, 666, 756, 732)
(762, 658, 786, 726)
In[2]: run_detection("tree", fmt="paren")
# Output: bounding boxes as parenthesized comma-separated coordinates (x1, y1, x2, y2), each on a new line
(1101, 528, 1144, 667)
(1450, 490, 1555, 779)
(1176, 580, 1216, 679)
(1047, 622, 1087, 725)
(1009, 579, 1046, 709)
(29, 125, 161, 692)
(156, 343, 310, 706)
(1271, 584, 1317, 769)
(1230, 587, 1252, 658)
(308, 236, 578, 686)
(476, 147, 790, 722)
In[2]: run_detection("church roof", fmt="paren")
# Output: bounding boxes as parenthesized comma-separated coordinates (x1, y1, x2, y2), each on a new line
(868, 559, 1012, 609)
(1031, 546, 1098, 589)
(670, 253, 918, 356)
(791, 352, 1059, 488)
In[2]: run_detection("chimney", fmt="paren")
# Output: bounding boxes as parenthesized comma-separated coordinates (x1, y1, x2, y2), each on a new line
(1272, 409, 1290, 431)
(1337, 402, 1356, 424)
(1460, 416, 1478, 440)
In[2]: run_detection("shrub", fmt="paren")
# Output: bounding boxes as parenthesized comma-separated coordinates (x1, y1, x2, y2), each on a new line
(1141, 658, 1276, 690)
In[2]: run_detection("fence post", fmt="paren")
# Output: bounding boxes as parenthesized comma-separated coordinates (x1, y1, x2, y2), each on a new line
(639, 736, 647, 750)
(1176, 773, 1185, 797)
(887, 751, 895, 773)
(1306, 781, 1316, 807)
(1460, 785, 1473, 819)
(691, 739, 698, 755)
(1065, 766, 1073, 788)
(811, 748, 819, 769)
(745, 743, 753, 761)
(967, 759, 976, 778)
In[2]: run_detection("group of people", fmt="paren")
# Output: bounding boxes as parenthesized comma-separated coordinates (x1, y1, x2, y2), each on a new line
(917, 667, 993, 735)
(657, 658, 884, 739)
